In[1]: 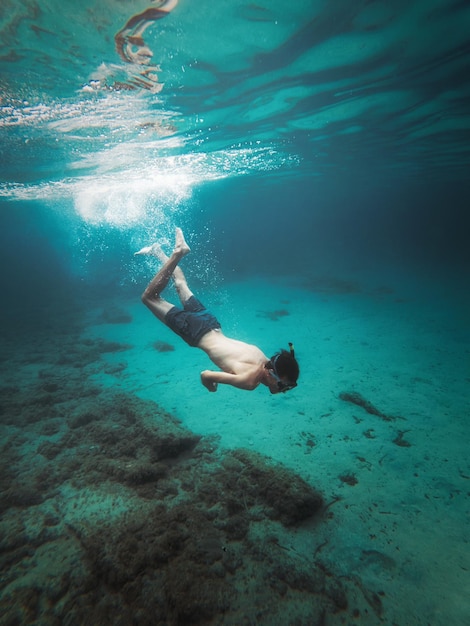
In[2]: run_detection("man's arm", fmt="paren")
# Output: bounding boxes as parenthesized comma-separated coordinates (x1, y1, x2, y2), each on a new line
(200, 369, 258, 392)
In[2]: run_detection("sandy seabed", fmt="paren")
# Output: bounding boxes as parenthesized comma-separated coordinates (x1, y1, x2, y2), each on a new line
(1, 271, 469, 625)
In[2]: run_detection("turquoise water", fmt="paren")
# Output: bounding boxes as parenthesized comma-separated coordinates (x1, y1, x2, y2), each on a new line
(1, 1, 469, 624)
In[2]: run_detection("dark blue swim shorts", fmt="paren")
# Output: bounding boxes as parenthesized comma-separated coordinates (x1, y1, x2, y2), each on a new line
(164, 296, 221, 347)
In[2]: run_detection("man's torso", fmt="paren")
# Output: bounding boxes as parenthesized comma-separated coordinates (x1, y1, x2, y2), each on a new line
(198, 330, 268, 377)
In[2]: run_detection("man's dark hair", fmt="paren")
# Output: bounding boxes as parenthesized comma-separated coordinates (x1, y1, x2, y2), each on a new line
(271, 349, 299, 383)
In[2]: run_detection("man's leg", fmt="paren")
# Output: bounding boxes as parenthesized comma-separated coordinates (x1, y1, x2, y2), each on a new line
(136, 227, 190, 321)
(142, 243, 194, 306)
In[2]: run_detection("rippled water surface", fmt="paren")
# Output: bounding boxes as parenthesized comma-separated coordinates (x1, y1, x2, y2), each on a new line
(1, 0, 469, 225)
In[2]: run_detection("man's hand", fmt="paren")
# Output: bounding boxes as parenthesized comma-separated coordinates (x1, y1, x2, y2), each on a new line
(201, 370, 218, 392)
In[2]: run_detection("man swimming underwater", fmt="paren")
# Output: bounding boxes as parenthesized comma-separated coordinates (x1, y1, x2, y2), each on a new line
(136, 227, 299, 394)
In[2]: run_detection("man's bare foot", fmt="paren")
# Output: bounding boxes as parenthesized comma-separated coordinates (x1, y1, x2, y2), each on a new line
(174, 227, 190, 257)
(134, 243, 170, 264)
(135, 228, 190, 258)
(134, 243, 161, 257)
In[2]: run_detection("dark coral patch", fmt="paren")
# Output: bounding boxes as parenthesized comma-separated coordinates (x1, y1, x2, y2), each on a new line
(0, 336, 350, 625)
(257, 309, 290, 321)
(152, 340, 175, 352)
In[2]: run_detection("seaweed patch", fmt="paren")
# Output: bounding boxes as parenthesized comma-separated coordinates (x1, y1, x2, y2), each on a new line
(256, 309, 290, 321)
(0, 373, 350, 625)
(339, 391, 402, 422)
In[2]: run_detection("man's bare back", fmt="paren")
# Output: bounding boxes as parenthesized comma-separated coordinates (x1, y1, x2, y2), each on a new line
(198, 330, 269, 392)
(137, 227, 299, 394)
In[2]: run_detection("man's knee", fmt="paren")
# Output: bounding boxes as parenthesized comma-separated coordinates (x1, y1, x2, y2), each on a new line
(141, 290, 158, 307)
(141, 293, 172, 321)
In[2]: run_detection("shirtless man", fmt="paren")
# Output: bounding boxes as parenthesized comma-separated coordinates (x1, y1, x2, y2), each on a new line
(136, 228, 299, 394)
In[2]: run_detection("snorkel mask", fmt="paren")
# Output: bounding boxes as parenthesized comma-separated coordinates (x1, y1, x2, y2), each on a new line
(269, 342, 298, 393)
